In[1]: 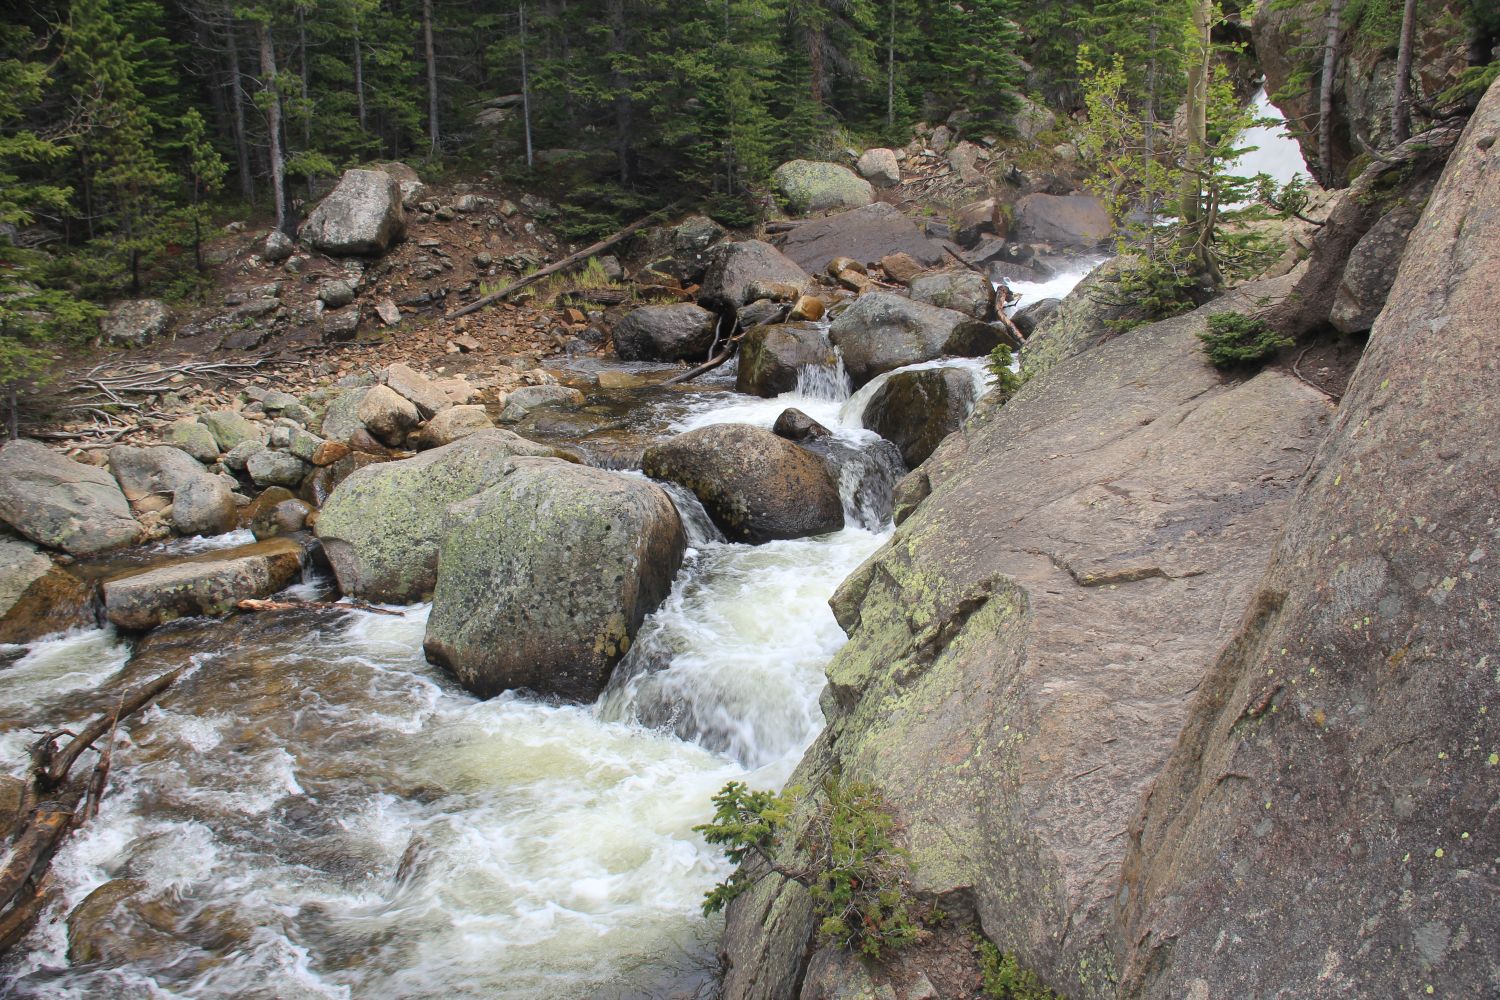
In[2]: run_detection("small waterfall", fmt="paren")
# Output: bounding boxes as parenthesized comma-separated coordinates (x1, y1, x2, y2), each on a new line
(793, 352, 852, 403)
(653, 478, 726, 548)
(838, 356, 993, 431)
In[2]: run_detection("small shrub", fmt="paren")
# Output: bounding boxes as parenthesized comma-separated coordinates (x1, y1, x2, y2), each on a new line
(1197, 312, 1293, 369)
(987, 344, 1023, 401)
(1107, 256, 1200, 331)
(977, 938, 1066, 1000)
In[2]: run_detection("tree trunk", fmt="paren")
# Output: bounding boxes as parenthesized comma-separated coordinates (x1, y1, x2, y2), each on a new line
(423, 0, 440, 155)
(1318, 0, 1346, 186)
(226, 18, 254, 202)
(353, 26, 367, 132)
(808, 30, 825, 107)
(520, 1, 533, 168)
(258, 22, 288, 235)
(1391, 0, 1417, 144)
(886, 0, 895, 128)
(1178, 0, 1213, 275)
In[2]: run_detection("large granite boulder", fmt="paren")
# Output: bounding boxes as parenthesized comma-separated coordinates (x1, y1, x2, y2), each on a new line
(856, 148, 901, 187)
(736, 322, 838, 398)
(642, 424, 844, 544)
(699, 241, 811, 312)
(1118, 76, 1500, 1000)
(718, 273, 1332, 1000)
(315, 430, 560, 602)
(0, 536, 97, 644)
(908, 269, 995, 319)
(861, 366, 979, 467)
(1329, 203, 1421, 334)
(777, 203, 946, 275)
(198, 410, 262, 452)
(826, 292, 970, 387)
(107, 446, 207, 502)
(170, 475, 238, 537)
(356, 384, 420, 445)
(102, 536, 312, 630)
(612, 303, 720, 362)
(0, 440, 140, 556)
(423, 460, 686, 701)
(100, 300, 171, 347)
(771, 160, 875, 214)
(300, 168, 407, 255)
(1009, 193, 1111, 249)
(418, 405, 494, 449)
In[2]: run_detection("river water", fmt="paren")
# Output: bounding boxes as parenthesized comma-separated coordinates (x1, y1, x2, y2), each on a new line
(0, 270, 1103, 999)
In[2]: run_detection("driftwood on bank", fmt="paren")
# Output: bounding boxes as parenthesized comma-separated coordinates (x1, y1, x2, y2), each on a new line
(237, 598, 405, 617)
(445, 203, 684, 321)
(0, 669, 180, 953)
(662, 331, 746, 386)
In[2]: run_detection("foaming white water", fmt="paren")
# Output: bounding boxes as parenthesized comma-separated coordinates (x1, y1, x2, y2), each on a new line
(1230, 87, 1310, 190)
(999, 258, 1107, 312)
(141, 527, 256, 556)
(0, 629, 132, 771)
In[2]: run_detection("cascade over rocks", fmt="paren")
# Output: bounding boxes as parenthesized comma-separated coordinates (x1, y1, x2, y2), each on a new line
(719, 275, 1332, 1000)
(300, 168, 407, 255)
(736, 322, 838, 398)
(423, 459, 686, 702)
(861, 366, 979, 467)
(826, 292, 971, 387)
(771, 160, 875, 214)
(776, 203, 946, 274)
(0, 440, 141, 556)
(642, 424, 843, 544)
(1118, 76, 1500, 1000)
(612, 303, 720, 362)
(315, 429, 563, 602)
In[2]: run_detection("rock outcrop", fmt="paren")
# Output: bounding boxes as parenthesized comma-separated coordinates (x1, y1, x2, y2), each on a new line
(719, 273, 1333, 999)
(423, 460, 685, 701)
(0, 440, 140, 556)
(300, 168, 407, 255)
(315, 430, 560, 602)
(1118, 75, 1500, 1000)
(826, 292, 970, 387)
(1009, 193, 1111, 249)
(776, 204, 946, 275)
(642, 424, 844, 544)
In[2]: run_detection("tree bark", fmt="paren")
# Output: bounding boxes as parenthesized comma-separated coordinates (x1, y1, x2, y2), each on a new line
(423, 0, 440, 155)
(520, 1, 533, 168)
(353, 26, 367, 132)
(226, 17, 254, 202)
(1391, 0, 1417, 143)
(886, 0, 895, 128)
(258, 22, 289, 235)
(1318, 0, 1346, 186)
(606, 0, 631, 184)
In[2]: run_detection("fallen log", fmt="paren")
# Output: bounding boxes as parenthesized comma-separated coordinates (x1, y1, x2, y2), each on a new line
(446, 203, 684, 321)
(237, 598, 406, 617)
(662, 332, 745, 386)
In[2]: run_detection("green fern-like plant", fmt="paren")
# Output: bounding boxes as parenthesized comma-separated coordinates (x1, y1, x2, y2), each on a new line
(977, 938, 1067, 999)
(1197, 312, 1293, 369)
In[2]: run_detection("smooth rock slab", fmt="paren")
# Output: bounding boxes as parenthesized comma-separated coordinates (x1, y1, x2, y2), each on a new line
(0, 440, 140, 556)
(103, 536, 311, 630)
(423, 459, 685, 701)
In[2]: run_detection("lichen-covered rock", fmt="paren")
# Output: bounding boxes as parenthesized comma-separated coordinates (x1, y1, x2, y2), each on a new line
(856, 148, 900, 187)
(300, 168, 407, 255)
(102, 536, 312, 630)
(1009, 193, 1111, 249)
(418, 405, 494, 449)
(736, 322, 838, 398)
(699, 241, 811, 312)
(318, 387, 369, 443)
(198, 410, 263, 452)
(861, 366, 980, 467)
(636, 214, 728, 283)
(170, 475, 238, 537)
(423, 459, 686, 701)
(1019, 258, 1137, 383)
(164, 419, 220, 463)
(1118, 76, 1500, 1000)
(245, 449, 310, 489)
(612, 303, 720, 362)
(101, 299, 171, 347)
(222, 440, 265, 473)
(498, 384, 585, 423)
(1329, 203, 1421, 334)
(772, 160, 875, 214)
(317, 278, 357, 308)
(908, 270, 995, 319)
(642, 423, 843, 544)
(315, 429, 561, 602)
(0, 440, 140, 556)
(1010, 95, 1057, 141)
(107, 446, 207, 502)
(826, 292, 969, 387)
(0, 537, 97, 644)
(263, 230, 294, 262)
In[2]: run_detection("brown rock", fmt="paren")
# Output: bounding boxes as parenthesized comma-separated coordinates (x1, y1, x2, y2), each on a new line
(788, 295, 825, 322)
(310, 440, 351, 466)
(880, 252, 928, 284)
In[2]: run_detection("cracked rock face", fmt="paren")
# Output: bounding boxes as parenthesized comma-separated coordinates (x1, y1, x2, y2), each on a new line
(720, 274, 1333, 1000)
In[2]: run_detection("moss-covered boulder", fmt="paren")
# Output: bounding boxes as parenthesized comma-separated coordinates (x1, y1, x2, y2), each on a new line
(771, 160, 875, 215)
(423, 459, 685, 701)
(315, 429, 561, 602)
(736, 322, 837, 397)
(642, 423, 843, 543)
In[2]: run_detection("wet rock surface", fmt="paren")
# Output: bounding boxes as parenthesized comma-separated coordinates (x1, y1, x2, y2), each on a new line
(861, 366, 978, 468)
(102, 535, 313, 630)
(827, 292, 969, 387)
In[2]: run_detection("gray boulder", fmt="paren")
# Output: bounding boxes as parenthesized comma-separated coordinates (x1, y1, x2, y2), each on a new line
(1009, 193, 1112, 249)
(0, 440, 140, 556)
(170, 475, 238, 537)
(612, 303, 720, 362)
(699, 241, 811, 312)
(827, 292, 970, 387)
(1329, 203, 1421, 334)
(383, 363, 450, 419)
(199, 410, 263, 452)
(637, 215, 728, 283)
(356, 384, 420, 445)
(164, 419, 220, 463)
(315, 429, 561, 602)
(1012, 297, 1062, 337)
(101, 300, 171, 347)
(300, 168, 407, 255)
(423, 460, 686, 701)
(107, 446, 207, 502)
(909, 270, 995, 320)
(736, 323, 838, 398)
(772, 160, 875, 215)
(498, 385, 586, 424)
(419, 405, 494, 449)
(642, 424, 844, 544)
(263, 230, 294, 262)
(1010, 95, 1057, 141)
(322, 306, 361, 341)
(317, 278, 357, 308)
(777, 203, 946, 275)
(245, 449, 310, 489)
(223, 440, 266, 473)
(319, 387, 369, 443)
(103, 536, 311, 630)
(861, 366, 979, 467)
(856, 148, 901, 187)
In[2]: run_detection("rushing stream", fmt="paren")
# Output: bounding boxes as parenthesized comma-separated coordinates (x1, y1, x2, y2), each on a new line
(0, 265, 1103, 999)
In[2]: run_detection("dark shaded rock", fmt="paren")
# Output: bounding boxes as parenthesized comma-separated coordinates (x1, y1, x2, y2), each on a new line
(0, 537, 98, 644)
(736, 299, 786, 328)
(1329, 203, 1421, 334)
(423, 460, 685, 701)
(772, 408, 831, 442)
(862, 366, 980, 467)
(1012, 297, 1061, 337)
(736, 322, 837, 397)
(944, 319, 1007, 357)
(612, 303, 720, 362)
(642, 424, 843, 543)
(777, 203, 948, 275)
(826, 292, 969, 387)
(299, 452, 386, 508)
(699, 241, 811, 312)
(1009, 193, 1111, 249)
